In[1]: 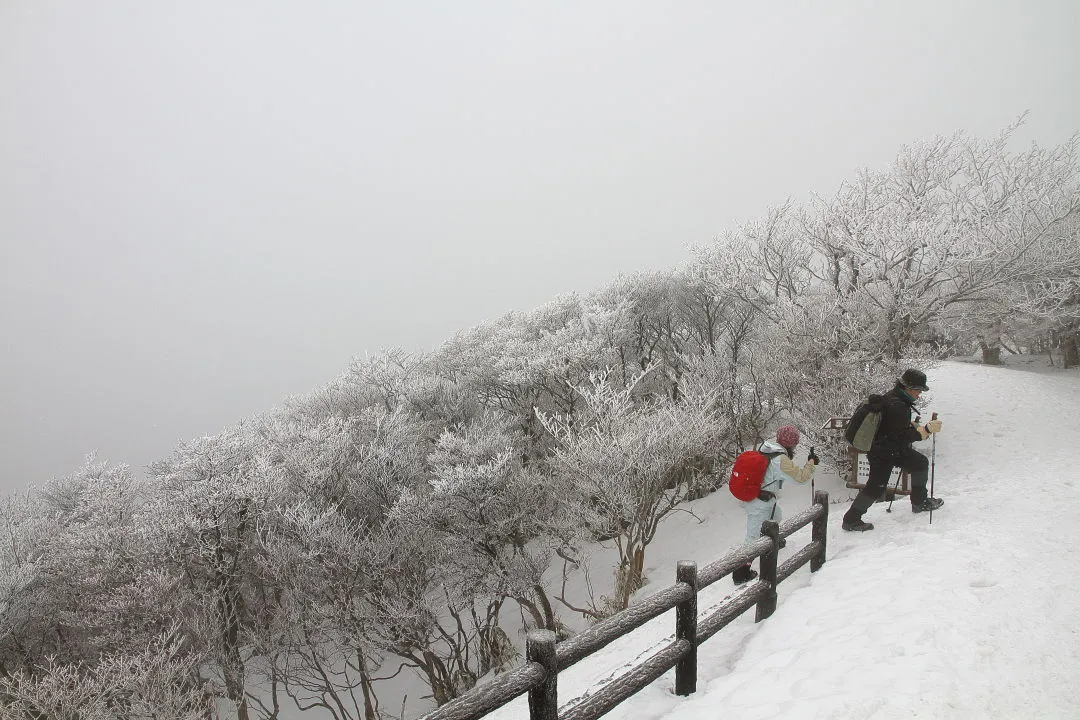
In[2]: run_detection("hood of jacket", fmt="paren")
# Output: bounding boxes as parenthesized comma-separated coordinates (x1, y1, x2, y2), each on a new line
(759, 439, 789, 455)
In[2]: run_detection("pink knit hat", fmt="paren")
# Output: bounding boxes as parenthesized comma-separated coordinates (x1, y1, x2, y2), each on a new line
(776, 425, 800, 450)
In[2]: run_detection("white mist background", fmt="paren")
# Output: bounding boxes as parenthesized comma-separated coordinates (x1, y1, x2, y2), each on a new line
(2, 1, 1078, 492)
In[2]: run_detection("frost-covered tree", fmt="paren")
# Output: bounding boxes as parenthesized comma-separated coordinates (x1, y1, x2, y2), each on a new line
(430, 294, 625, 464)
(0, 460, 164, 664)
(146, 426, 281, 720)
(252, 502, 400, 720)
(251, 403, 428, 719)
(0, 631, 209, 720)
(424, 414, 574, 630)
(539, 370, 725, 613)
(798, 122, 1080, 364)
(948, 198, 1080, 365)
(0, 457, 210, 717)
(692, 206, 904, 474)
(594, 271, 693, 400)
(258, 405, 427, 527)
(377, 412, 578, 709)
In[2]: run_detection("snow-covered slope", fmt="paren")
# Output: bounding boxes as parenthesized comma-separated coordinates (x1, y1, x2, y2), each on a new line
(486, 358, 1080, 720)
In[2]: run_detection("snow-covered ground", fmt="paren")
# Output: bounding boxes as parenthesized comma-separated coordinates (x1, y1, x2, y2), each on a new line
(482, 358, 1080, 720)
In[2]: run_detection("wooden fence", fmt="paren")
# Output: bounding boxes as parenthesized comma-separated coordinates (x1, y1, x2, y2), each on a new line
(418, 490, 830, 720)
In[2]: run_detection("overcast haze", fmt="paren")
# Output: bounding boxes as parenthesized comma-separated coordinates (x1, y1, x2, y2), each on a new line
(2, 1, 1078, 493)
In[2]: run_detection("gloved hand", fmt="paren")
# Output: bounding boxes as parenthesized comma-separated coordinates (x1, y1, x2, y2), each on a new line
(912, 421, 930, 441)
(807, 447, 820, 465)
(757, 489, 775, 502)
(926, 418, 942, 433)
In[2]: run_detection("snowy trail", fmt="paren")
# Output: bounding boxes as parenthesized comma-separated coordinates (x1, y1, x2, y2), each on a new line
(484, 361, 1080, 720)
(665, 360, 1080, 720)
(699, 362, 1080, 716)
(676, 360, 1080, 719)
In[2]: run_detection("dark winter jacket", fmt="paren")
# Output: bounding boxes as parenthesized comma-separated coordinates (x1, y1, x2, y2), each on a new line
(868, 384, 924, 458)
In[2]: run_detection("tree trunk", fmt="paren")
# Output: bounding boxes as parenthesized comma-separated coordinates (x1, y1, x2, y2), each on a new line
(356, 650, 379, 720)
(532, 584, 557, 631)
(421, 650, 452, 706)
(616, 545, 647, 610)
(980, 342, 1002, 365)
(218, 585, 249, 720)
(1064, 335, 1079, 369)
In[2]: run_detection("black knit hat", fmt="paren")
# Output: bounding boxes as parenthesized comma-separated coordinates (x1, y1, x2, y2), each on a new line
(899, 368, 929, 391)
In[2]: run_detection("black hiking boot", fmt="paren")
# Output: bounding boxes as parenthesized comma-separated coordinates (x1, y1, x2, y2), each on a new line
(732, 564, 758, 585)
(842, 518, 875, 532)
(912, 497, 944, 513)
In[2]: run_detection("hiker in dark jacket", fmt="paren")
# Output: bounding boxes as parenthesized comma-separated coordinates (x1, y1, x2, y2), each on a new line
(842, 369, 943, 532)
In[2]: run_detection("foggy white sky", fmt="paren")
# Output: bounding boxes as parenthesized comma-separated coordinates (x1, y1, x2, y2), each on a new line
(2, 1, 1078, 493)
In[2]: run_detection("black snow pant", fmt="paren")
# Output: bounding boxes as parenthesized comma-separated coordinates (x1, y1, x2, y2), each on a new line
(843, 445, 930, 523)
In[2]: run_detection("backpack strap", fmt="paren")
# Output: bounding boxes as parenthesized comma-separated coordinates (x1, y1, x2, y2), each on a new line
(759, 449, 785, 490)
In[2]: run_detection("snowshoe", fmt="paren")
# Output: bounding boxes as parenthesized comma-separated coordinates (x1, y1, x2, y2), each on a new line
(912, 497, 944, 513)
(842, 518, 875, 532)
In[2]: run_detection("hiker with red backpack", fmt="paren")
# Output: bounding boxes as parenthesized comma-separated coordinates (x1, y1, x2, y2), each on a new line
(730, 425, 818, 584)
(841, 368, 944, 532)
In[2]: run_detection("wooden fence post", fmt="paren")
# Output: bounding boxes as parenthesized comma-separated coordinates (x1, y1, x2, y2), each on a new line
(674, 561, 698, 696)
(811, 490, 829, 573)
(527, 630, 558, 720)
(755, 520, 780, 622)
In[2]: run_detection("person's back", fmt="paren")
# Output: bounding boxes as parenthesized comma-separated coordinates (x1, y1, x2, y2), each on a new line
(869, 386, 921, 457)
(760, 438, 814, 495)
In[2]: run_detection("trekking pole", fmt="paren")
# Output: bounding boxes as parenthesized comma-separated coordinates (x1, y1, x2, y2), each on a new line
(885, 467, 904, 513)
(929, 412, 938, 526)
(809, 446, 816, 500)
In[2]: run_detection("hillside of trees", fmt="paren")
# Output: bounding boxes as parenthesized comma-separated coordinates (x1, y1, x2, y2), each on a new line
(2, 123, 1078, 719)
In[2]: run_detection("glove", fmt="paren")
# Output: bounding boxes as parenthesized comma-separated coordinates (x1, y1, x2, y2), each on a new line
(926, 419, 942, 433)
(807, 447, 820, 465)
(914, 424, 930, 441)
(757, 489, 775, 502)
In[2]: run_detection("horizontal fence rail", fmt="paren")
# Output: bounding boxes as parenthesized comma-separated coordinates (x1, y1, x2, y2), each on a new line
(556, 583, 694, 673)
(697, 580, 769, 644)
(419, 490, 830, 720)
(560, 639, 692, 720)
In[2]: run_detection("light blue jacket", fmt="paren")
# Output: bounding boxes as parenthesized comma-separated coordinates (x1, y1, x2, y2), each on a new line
(759, 440, 794, 495)
(741, 440, 815, 544)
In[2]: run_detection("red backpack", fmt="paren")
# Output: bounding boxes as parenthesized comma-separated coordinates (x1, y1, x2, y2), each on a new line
(728, 449, 782, 501)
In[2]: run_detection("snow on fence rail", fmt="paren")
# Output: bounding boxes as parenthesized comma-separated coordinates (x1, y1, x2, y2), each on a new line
(418, 490, 831, 720)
